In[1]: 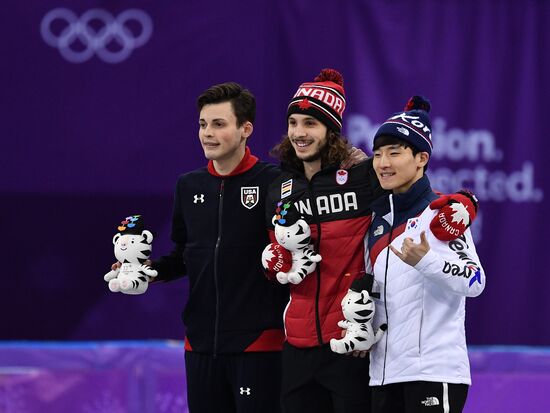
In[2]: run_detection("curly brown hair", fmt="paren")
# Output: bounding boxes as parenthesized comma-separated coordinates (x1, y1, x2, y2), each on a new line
(270, 131, 350, 171)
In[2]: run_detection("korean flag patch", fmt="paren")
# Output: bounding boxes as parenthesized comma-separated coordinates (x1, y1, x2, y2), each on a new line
(406, 217, 419, 231)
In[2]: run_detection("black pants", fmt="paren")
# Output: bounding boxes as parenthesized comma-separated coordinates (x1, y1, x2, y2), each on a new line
(185, 351, 282, 413)
(281, 342, 371, 413)
(371, 381, 469, 413)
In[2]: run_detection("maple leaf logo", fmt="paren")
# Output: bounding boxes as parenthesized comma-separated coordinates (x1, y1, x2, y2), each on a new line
(450, 202, 470, 226)
(298, 98, 312, 110)
(265, 249, 275, 263)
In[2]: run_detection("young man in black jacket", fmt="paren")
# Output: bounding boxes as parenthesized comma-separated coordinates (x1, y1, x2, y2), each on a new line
(152, 82, 289, 413)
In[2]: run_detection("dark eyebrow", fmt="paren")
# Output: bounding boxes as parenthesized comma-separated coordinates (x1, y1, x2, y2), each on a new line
(199, 117, 227, 122)
(288, 115, 318, 122)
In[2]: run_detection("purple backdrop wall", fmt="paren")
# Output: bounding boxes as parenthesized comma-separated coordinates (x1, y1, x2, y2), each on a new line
(2, 0, 549, 345)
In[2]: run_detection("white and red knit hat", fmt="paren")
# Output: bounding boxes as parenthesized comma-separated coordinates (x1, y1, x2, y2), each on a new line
(287, 68, 346, 132)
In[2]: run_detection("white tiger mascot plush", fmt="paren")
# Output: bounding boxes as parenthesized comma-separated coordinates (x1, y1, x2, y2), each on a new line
(330, 275, 387, 354)
(104, 214, 158, 295)
(267, 200, 321, 285)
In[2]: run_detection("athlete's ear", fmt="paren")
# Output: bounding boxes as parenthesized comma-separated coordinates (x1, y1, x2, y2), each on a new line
(242, 121, 253, 139)
(417, 152, 429, 168)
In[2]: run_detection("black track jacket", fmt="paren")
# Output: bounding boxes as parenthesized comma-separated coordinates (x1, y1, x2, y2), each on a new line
(154, 148, 289, 354)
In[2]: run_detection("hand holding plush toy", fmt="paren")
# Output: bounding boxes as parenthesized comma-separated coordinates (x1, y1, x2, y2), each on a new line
(330, 275, 387, 354)
(262, 200, 321, 285)
(104, 214, 157, 295)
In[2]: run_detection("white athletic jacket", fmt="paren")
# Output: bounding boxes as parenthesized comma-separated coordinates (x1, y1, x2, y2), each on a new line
(366, 176, 485, 386)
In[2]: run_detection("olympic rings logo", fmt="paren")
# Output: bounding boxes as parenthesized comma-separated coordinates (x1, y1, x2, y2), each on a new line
(40, 8, 153, 64)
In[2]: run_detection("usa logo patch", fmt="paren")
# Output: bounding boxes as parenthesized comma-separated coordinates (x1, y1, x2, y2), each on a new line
(406, 217, 419, 231)
(281, 179, 292, 199)
(241, 187, 259, 209)
(336, 169, 348, 185)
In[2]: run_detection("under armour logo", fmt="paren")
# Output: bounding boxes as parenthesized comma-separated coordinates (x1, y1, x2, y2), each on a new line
(193, 194, 205, 204)
(239, 387, 251, 396)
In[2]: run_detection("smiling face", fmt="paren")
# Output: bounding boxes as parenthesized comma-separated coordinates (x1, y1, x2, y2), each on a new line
(373, 142, 429, 194)
(198, 101, 252, 167)
(287, 114, 328, 163)
(274, 220, 311, 251)
(114, 234, 146, 263)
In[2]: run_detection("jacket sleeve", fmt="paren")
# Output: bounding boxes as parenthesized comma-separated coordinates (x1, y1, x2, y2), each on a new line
(414, 228, 485, 297)
(152, 178, 187, 281)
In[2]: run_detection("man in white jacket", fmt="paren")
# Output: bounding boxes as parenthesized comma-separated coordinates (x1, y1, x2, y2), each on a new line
(367, 96, 485, 413)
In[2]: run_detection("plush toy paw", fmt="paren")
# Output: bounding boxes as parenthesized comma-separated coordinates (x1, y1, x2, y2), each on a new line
(337, 319, 351, 329)
(429, 190, 478, 241)
(140, 264, 158, 278)
(308, 251, 323, 263)
(104, 269, 119, 282)
(287, 271, 307, 285)
(276, 271, 290, 285)
(108, 279, 121, 292)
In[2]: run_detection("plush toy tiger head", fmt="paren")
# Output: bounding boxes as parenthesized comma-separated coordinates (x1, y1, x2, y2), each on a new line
(113, 214, 153, 264)
(273, 219, 311, 252)
(341, 275, 377, 323)
(272, 200, 311, 252)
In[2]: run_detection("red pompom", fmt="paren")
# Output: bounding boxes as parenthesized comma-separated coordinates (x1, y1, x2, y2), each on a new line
(404, 96, 431, 113)
(314, 68, 344, 86)
(262, 242, 292, 275)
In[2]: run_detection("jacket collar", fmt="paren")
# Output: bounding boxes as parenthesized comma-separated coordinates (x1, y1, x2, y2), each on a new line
(371, 175, 432, 219)
(207, 146, 258, 177)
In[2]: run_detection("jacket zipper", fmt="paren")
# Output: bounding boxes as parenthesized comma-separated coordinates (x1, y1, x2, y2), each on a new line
(307, 180, 324, 346)
(381, 195, 394, 385)
(213, 179, 225, 357)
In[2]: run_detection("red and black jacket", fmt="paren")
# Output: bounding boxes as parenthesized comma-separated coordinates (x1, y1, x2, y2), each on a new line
(154, 148, 289, 354)
(266, 159, 384, 348)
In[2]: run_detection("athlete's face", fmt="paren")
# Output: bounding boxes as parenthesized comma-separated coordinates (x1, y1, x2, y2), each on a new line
(373, 143, 429, 194)
(287, 114, 328, 163)
(198, 102, 252, 163)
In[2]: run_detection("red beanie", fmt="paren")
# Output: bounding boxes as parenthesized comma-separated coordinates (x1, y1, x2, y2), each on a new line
(287, 68, 346, 132)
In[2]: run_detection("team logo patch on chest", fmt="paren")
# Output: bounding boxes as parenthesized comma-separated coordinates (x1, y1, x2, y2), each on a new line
(241, 186, 259, 209)
(336, 169, 348, 185)
(406, 217, 419, 231)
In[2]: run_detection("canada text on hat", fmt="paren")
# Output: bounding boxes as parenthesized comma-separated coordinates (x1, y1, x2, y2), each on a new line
(287, 68, 346, 132)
